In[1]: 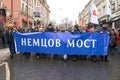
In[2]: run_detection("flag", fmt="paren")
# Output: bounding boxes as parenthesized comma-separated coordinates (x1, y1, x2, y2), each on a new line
(90, 3, 99, 24)
(81, 18, 85, 27)
(106, 0, 112, 16)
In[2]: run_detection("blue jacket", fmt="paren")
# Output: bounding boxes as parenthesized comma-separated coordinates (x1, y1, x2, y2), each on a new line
(97, 27, 111, 35)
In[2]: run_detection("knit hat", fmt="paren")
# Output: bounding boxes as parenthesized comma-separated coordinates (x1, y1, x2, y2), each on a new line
(48, 23, 52, 26)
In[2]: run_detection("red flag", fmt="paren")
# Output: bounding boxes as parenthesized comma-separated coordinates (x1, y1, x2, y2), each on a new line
(81, 18, 85, 27)
(93, 10, 96, 16)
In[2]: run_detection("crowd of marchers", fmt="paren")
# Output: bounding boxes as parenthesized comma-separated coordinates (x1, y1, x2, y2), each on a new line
(0, 21, 120, 62)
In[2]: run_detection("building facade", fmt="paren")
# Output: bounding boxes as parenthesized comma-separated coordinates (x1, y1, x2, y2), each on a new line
(0, 0, 50, 28)
(78, 0, 120, 30)
(34, 0, 50, 28)
(2, 0, 34, 28)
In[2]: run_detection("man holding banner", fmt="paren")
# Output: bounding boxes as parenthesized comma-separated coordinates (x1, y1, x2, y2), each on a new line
(45, 23, 56, 60)
(97, 21, 111, 62)
(7, 24, 18, 59)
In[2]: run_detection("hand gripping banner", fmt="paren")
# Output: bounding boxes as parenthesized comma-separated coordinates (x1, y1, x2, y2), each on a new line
(14, 32, 110, 55)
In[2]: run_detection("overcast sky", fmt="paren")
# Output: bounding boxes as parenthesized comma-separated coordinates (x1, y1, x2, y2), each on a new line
(46, 0, 90, 23)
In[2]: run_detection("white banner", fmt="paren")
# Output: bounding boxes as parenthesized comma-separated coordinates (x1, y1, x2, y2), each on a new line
(106, 0, 112, 16)
(33, 6, 41, 12)
(90, 3, 99, 24)
(33, 6, 41, 17)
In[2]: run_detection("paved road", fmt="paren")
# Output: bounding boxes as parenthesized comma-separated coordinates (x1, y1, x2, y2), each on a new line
(0, 48, 10, 62)
(0, 64, 6, 80)
(1, 48, 120, 80)
(3, 50, 119, 80)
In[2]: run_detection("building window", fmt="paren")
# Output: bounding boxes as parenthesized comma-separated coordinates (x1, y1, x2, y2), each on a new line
(31, 9, 33, 17)
(115, 20, 120, 29)
(22, 3, 24, 13)
(32, 0, 33, 6)
(34, 0, 36, 6)
(29, 7, 30, 16)
(29, 0, 31, 5)
(43, 0, 45, 2)
(98, 9, 101, 15)
(117, 0, 120, 9)
(96, 0, 101, 6)
(111, 0, 115, 12)
(0, 9, 6, 16)
(103, 6, 106, 15)
(25, 6, 27, 14)
(29, 9, 31, 17)
(111, 5, 115, 12)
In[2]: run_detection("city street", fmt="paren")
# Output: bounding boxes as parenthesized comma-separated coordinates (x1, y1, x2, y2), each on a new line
(0, 64, 6, 80)
(0, 49, 120, 80)
(0, 0, 120, 80)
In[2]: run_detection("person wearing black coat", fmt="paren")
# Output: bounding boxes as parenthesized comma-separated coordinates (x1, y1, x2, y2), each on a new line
(97, 22, 111, 62)
(45, 24, 55, 32)
(45, 24, 56, 60)
(6, 26, 16, 59)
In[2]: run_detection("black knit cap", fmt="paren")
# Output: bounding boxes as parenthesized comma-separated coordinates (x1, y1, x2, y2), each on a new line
(102, 21, 109, 24)
(48, 23, 52, 26)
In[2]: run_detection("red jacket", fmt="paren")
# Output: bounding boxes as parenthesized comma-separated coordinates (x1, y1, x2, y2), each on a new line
(116, 32, 120, 45)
